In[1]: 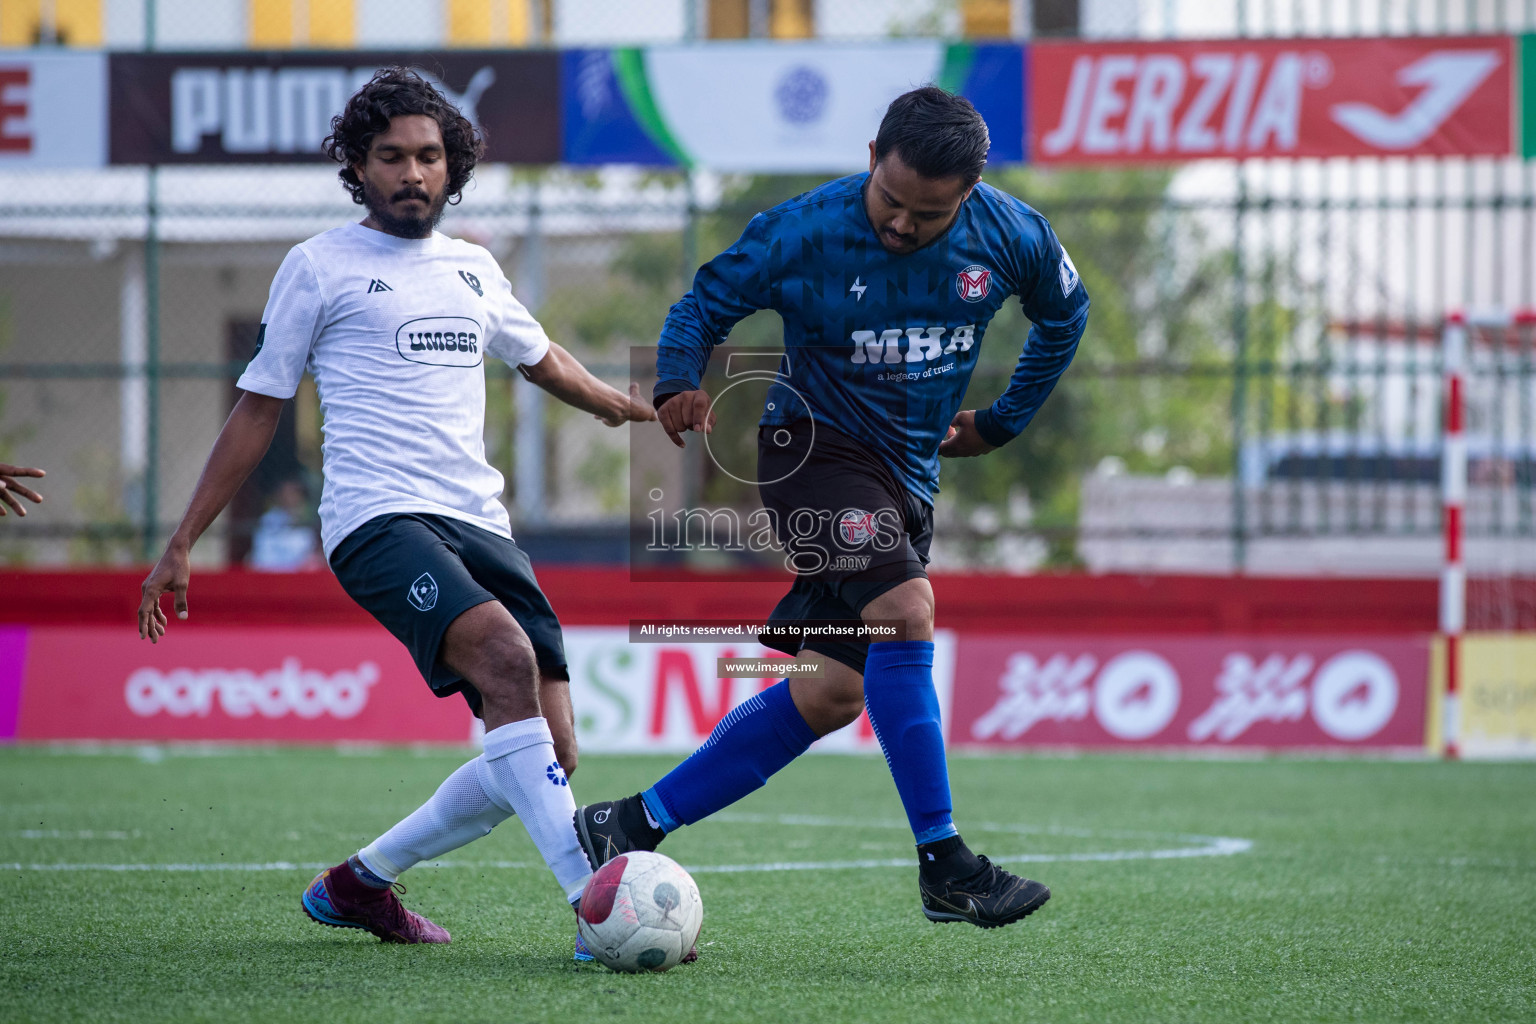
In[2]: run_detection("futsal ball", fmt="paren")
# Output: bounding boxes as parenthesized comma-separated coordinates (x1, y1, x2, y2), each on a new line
(576, 851, 703, 973)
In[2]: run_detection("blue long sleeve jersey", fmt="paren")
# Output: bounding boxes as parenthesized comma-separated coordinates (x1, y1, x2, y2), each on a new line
(656, 174, 1090, 502)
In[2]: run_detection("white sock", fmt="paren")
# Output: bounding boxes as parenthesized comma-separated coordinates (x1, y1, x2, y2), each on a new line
(356, 758, 512, 882)
(477, 716, 591, 903)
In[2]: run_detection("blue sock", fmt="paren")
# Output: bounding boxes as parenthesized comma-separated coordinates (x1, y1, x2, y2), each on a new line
(642, 680, 817, 832)
(863, 640, 957, 845)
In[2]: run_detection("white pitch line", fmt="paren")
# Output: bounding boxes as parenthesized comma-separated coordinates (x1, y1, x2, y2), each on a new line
(3, 815, 1252, 874)
(3, 861, 339, 872)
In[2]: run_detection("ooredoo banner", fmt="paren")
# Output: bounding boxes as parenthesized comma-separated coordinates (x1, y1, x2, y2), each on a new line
(9, 626, 473, 744)
(108, 51, 561, 165)
(1029, 36, 1512, 162)
(950, 635, 1429, 749)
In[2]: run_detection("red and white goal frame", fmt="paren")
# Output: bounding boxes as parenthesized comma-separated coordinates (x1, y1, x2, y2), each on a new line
(1439, 309, 1536, 759)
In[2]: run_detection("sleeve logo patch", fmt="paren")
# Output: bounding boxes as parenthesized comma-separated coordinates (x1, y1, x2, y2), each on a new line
(1059, 248, 1080, 296)
(395, 316, 485, 368)
(458, 270, 483, 296)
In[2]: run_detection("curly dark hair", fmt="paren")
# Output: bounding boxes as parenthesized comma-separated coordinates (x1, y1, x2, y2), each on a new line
(323, 67, 485, 206)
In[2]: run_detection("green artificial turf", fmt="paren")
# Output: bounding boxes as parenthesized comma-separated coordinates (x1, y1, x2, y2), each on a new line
(1, 747, 1532, 1023)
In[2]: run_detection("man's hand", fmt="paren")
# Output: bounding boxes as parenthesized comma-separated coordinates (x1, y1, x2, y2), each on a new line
(656, 390, 717, 449)
(138, 540, 192, 643)
(0, 463, 45, 517)
(595, 382, 660, 428)
(937, 410, 997, 459)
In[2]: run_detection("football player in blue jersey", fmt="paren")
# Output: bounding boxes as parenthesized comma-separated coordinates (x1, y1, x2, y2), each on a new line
(576, 87, 1089, 929)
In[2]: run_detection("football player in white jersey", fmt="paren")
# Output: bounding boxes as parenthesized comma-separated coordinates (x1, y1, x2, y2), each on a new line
(136, 69, 654, 954)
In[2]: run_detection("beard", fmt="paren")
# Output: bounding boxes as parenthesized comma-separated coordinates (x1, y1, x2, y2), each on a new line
(361, 177, 449, 239)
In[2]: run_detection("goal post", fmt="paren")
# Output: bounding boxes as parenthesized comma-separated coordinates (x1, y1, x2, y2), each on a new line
(1438, 309, 1536, 759)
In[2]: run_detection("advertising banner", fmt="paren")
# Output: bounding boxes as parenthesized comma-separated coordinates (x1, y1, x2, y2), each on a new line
(1460, 635, 1536, 756)
(1429, 634, 1536, 757)
(9, 626, 474, 744)
(562, 42, 1023, 169)
(565, 628, 955, 754)
(1, 625, 1430, 751)
(0, 625, 954, 752)
(108, 51, 561, 165)
(0, 51, 106, 168)
(1029, 36, 1511, 163)
(950, 635, 1429, 749)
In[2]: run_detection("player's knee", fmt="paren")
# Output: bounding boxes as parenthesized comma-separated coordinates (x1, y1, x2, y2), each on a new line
(862, 579, 935, 639)
(799, 680, 865, 734)
(469, 633, 539, 702)
(884, 591, 935, 636)
(820, 692, 866, 731)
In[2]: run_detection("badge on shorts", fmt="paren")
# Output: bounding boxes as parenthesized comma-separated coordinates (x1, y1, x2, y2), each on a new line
(837, 509, 879, 547)
(408, 572, 439, 612)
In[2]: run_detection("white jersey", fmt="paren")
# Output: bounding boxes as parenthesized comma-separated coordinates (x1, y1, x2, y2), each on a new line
(237, 221, 550, 558)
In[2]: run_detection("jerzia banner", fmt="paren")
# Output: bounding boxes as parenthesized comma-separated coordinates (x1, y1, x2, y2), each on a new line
(1029, 35, 1512, 162)
(107, 51, 561, 165)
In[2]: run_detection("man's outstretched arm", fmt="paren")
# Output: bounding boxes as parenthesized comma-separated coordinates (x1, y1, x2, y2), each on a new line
(519, 342, 656, 427)
(138, 390, 286, 642)
(0, 463, 45, 517)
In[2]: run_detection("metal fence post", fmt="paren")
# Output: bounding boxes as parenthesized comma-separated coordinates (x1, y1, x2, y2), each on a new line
(1230, 169, 1250, 573)
(142, 168, 161, 561)
(119, 246, 147, 512)
(140, 0, 161, 562)
(514, 176, 547, 526)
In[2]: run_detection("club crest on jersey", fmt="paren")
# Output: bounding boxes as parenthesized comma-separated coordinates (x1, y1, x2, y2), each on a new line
(458, 270, 483, 296)
(956, 265, 992, 302)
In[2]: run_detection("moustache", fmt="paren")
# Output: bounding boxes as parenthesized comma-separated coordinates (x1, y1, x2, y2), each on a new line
(391, 189, 431, 204)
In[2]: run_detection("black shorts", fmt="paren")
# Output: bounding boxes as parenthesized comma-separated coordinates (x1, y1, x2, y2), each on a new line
(755, 420, 933, 674)
(329, 513, 568, 715)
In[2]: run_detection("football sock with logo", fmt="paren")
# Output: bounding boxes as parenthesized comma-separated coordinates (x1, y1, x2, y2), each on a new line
(915, 833, 983, 884)
(477, 717, 591, 903)
(643, 679, 818, 832)
(599, 794, 664, 852)
(355, 758, 512, 884)
(346, 855, 393, 889)
(862, 640, 959, 846)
